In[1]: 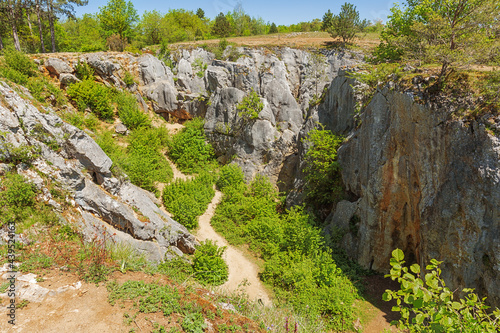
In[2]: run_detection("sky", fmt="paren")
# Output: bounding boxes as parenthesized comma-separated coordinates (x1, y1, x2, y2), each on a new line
(73, 0, 398, 26)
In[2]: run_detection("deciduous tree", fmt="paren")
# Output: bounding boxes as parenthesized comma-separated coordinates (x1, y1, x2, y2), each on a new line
(98, 0, 138, 42)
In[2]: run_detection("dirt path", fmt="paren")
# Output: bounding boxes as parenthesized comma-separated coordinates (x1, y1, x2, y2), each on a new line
(195, 190, 272, 306)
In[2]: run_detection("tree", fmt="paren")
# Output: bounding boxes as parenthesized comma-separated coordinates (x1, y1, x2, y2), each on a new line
(195, 8, 204, 19)
(46, 0, 88, 52)
(98, 0, 138, 42)
(378, 0, 500, 83)
(322, 9, 333, 31)
(328, 2, 365, 44)
(268, 22, 278, 34)
(211, 12, 231, 38)
(139, 10, 161, 45)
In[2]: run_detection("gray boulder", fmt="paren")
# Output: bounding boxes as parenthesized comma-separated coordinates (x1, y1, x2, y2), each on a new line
(45, 58, 73, 77)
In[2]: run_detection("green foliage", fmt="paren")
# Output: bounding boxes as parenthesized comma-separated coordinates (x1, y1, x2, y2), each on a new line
(114, 92, 150, 130)
(327, 3, 367, 43)
(302, 127, 344, 216)
(0, 172, 36, 209)
(376, 0, 500, 79)
(0, 49, 38, 83)
(96, 127, 172, 194)
(98, 0, 139, 41)
(478, 71, 500, 112)
(192, 240, 228, 286)
(383, 249, 500, 332)
(216, 163, 245, 191)
(322, 10, 334, 31)
(182, 312, 207, 333)
(26, 76, 67, 107)
(212, 167, 360, 330)
(0, 172, 58, 231)
(123, 70, 135, 86)
(162, 172, 215, 229)
(19, 253, 54, 272)
(66, 79, 114, 120)
(74, 60, 95, 80)
(268, 23, 278, 34)
(108, 280, 181, 315)
(64, 112, 99, 132)
(237, 89, 263, 121)
(212, 12, 231, 38)
(167, 118, 216, 174)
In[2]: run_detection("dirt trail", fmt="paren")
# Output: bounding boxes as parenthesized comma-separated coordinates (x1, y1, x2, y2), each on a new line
(195, 190, 272, 305)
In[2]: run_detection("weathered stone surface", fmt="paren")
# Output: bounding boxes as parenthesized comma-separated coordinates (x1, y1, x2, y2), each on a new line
(137, 53, 174, 86)
(115, 123, 128, 134)
(45, 58, 73, 77)
(0, 80, 198, 262)
(333, 88, 500, 306)
(59, 73, 80, 87)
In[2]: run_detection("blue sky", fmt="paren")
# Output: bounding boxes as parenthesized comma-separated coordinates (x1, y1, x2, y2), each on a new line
(73, 0, 398, 26)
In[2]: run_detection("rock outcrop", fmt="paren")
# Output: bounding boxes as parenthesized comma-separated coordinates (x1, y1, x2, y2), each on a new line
(323, 82, 500, 306)
(0, 81, 197, 262)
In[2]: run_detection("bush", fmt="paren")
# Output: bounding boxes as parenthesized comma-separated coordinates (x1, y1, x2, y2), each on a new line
(106, 34, 127, 52)
(162, 172, 215, 229)
(383, 249, 500, 332)
(302, 127, 344, 217)
(96, 127, 172, 194)
(1, 49, 38, 79)
(123, 71, 135, 86)
(167, 118, 216, 174)
(192, 240, 228, 286)
(216, 163, 245, 190)
(211, 169, 360, 331)
(114, 92, 150, 130)
(74, 60, 95, 80)
(26, 76, 67, 106)
(237, 89, 263, 121)
(66, 79, 113, 120)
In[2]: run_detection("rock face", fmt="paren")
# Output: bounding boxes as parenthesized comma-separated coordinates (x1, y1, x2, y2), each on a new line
(325, 85, 500, 306)
(0, 81, 197, 262)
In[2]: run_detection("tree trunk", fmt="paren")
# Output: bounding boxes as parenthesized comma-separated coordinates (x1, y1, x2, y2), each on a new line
(0, 33, 4, 50)
(47, 0, 56, 52)
(35, 0, 46, 53)
(8, 1, 21, 51)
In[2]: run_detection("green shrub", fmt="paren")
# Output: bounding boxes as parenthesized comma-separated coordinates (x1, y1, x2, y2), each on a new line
(0, 172, 58, 230)
(74, 60, 95, 80)
(66, 79, 113, 120)
(26, 76, 67, 106)
(114, 92, 150, 130)
(167, 118, 216, 174)
(192, 240, 228, 286)
(2, 49, 38, 78)
(383, 249, 500, 332)
(123, 70, 136, 86)
(302, 127, 344, 217)
(216, 163, 245, 190)
(162, 172, 215, 229)
(237, 89, 263, 121)
(211, 166, 360, 331)
(96, 127, 172, 194)
(0, 172, 36, 208)
(0, 66, 29, 85)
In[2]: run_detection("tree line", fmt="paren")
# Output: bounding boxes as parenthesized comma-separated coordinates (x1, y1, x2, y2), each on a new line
(0, 0, 345, 53)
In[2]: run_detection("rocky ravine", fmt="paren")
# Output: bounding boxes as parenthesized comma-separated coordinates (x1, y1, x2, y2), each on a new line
(5, 46, 499, 308)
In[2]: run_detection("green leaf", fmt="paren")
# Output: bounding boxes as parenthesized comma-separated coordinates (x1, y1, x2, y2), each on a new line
(416, 313, 424, 324)
(410, 264, 421, 274)
(413, 299, 423, 309)
(392, 248, 404, 261)
(382, 292, 392, 301)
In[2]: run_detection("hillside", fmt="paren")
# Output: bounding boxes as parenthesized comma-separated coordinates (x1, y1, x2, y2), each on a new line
(0, 39, 499, 333)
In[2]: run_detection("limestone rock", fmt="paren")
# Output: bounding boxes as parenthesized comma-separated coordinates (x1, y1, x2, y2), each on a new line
(45, 58, 73, 77)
